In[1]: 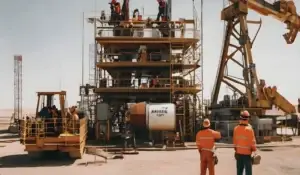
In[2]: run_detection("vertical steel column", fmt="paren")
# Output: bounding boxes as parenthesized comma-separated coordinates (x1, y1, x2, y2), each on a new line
(14, 55, 22, 122)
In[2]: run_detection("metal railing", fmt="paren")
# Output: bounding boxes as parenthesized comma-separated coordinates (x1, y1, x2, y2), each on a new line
(100, 52, 198, 65)
(97, 27, 200, 39)
(98, 77, 201, 89)
(87, 11, 196, 25)
(20, 117, 87, 138)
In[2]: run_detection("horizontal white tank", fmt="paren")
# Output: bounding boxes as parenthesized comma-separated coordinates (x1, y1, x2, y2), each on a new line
(145, 103, 176, 131)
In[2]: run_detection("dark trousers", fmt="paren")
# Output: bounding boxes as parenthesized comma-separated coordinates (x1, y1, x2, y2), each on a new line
(156, 7, 165, 21)
(236, 154, 252, 175)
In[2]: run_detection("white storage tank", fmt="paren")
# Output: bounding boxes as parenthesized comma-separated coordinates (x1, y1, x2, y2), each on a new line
(129, 102, 176, 131)
(146, 103, 176, 131)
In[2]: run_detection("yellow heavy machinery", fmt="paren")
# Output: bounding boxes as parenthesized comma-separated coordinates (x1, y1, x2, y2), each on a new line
(19, 91, 88, 159)
(210, 0, 299, 141)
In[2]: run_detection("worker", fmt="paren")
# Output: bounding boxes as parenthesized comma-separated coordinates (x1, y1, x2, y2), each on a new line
(100, 10, 106, 21)
(109, 0, 117, 11)
(233, 110, 257, 175)
(132, 9, 139, 20)
(196, 118, 221, 175)
(50, 105, 59, 118)
(39, 106, 51, 119)
(156, 0, 167, 21)
(115, 2, 121, 20)
(109, 0, 118, 21)
(151, 75, 160, 87)
(115, 2, 121, 14)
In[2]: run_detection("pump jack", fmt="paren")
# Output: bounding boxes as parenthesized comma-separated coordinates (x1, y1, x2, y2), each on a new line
(208, 1, 300, 141)
(211, 1, 298, 115)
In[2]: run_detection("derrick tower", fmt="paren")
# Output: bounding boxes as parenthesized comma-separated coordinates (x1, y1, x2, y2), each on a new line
(88, 1, 202, 142)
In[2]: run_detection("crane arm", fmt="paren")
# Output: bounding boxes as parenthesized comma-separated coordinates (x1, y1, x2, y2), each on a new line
(259, 86, 296, 114)
(229, 0, 300, 43)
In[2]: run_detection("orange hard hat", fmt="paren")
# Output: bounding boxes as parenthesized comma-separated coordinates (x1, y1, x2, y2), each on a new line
(240, 110, 250, 120)
(203, 118, 210, 127)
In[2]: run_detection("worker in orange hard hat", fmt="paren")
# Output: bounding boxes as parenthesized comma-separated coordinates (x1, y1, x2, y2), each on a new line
(233, 110, 257, 175)
(196, 118, 221, 175)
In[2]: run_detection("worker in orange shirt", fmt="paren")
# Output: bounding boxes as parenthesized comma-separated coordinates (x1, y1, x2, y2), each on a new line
(115, 2, 121, 16)
(196, 118, 221, 175)
(233, 110, 257, 175)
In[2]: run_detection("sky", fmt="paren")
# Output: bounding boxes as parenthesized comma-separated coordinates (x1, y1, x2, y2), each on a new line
(0, 0, 299, 109)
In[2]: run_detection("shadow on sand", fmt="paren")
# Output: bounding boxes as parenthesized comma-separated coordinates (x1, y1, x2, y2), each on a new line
(77, 160, 107, 166)
(0, 129, 8, 134)
(0, 152, 76, 168)
(0, 134, 19, 140)
(0, 128, 19, 140)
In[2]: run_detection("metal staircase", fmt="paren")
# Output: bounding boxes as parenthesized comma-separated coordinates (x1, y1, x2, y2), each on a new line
(88, 43, 97, 123)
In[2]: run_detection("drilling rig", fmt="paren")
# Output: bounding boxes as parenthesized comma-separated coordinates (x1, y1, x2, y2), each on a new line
(86, 0, 202, 147)
(210, 0, 300, 142)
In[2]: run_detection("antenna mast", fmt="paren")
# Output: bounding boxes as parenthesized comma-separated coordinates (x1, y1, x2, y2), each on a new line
(14, 55, 22, 122)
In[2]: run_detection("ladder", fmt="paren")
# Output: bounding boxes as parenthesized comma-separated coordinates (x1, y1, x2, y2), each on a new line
(175, 94, 185, 141)
(184, 96, 194, 141)
(89, 94, 96, 121)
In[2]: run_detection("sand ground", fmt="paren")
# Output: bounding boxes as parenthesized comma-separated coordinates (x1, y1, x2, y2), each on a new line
(1, 136, 300, 175)
(1, 121, 300, 175)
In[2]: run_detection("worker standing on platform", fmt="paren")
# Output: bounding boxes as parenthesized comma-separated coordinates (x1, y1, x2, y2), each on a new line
(156, 0, 167, 21)
(109, 0, 118, 12)
(115, 2, 121, 19)
(233, 110, 257, 175)
(109, 0, 118, 21)
(196, 118, 221, 175)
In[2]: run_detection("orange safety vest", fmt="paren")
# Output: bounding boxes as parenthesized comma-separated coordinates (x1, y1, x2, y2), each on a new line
(196, 128, 221, 151)
(233, 121, 257, 155)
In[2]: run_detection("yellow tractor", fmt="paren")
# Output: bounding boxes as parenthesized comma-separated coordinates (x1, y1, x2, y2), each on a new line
(19, 91, 87, 159)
